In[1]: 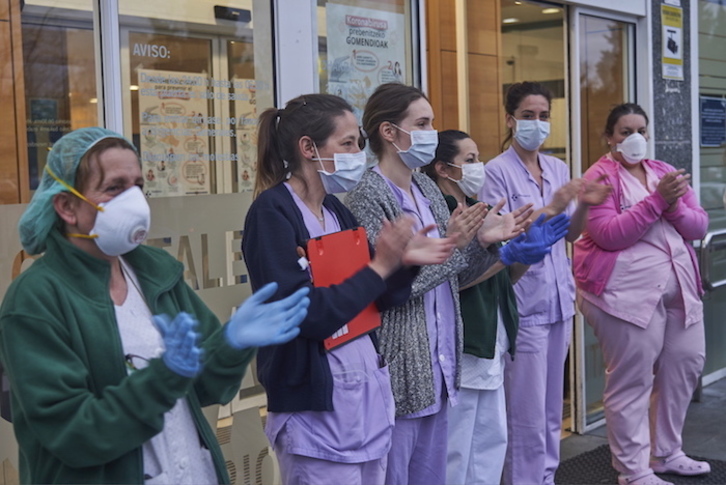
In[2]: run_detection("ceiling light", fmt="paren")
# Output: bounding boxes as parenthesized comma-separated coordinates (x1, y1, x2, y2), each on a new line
(503, 17, 520, 24)
(129, 85, 139, 91)
(542, 8, 561, 14)
(89, 98, 98, 104)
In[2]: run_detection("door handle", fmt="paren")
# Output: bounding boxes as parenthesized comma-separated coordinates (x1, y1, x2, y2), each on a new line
(700, 229, 726, 291)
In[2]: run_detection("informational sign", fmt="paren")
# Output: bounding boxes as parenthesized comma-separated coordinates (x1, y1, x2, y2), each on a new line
(661, 4, 683, 81)
(138, 68, 212, 197)
(232, 78, 258, 192)
(700, 96, 726, 147)
(325, 3, 406, 120)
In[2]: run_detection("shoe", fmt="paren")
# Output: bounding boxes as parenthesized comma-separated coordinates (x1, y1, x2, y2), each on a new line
(650, 452, 711, 476)
(617, 471, 673, 485)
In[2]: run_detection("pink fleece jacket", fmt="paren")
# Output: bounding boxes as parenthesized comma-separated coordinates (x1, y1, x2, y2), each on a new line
(573, 155, 708, 296)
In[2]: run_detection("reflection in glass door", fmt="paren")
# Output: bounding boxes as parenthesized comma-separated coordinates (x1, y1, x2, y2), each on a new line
(574, 13, 634, 430)
(579, 16, 634, 172)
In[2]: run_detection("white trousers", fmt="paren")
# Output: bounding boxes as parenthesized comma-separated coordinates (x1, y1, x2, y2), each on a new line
(446, 385, 507, 485)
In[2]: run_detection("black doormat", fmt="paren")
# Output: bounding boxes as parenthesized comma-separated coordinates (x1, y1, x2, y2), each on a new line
(555, 445, 726, 485)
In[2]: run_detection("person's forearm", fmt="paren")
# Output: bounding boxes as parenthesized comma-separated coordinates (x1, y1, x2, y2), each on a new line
(566, 202, 589, 242)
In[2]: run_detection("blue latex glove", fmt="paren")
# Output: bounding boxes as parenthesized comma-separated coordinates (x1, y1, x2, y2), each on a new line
(152, 312, 204, 378)
(225, 282, 310, 350)
(527, 213, 571, 247)
(499, 233, 551, 266)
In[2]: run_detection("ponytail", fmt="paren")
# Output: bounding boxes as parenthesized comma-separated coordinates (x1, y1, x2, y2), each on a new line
(253, 94, 354, 198)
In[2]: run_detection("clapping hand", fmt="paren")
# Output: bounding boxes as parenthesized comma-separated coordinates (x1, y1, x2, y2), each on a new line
(153, 312, 204, 378)
(403, 224, 457, 266)
(657, 169, 690, 205)
(225, 282, 310, 349)
(446, 202, 487, 250)
(477, 199, 534, 246)
(578, 175, 612, 206)
(527, 213, 570, 247)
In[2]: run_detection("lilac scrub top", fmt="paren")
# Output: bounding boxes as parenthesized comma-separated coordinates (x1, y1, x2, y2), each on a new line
(578, 159, 703, 328)
(373, 166, 459, 417)
(264, 183, 395, 463)
(480, 147, 576, 327)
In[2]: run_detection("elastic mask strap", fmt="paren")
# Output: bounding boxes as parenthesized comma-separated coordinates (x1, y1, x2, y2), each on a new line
(44, 165, 101, 240)
(44, 164, 104, 212)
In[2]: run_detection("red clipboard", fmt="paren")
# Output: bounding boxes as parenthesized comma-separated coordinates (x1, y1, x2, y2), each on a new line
(306, 227, 381, 351)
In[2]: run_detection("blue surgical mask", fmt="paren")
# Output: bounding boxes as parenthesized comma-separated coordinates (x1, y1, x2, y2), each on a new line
(513, 119, 550, 151)
(313, 146, 367, 194)
(392, 124, 439, 169)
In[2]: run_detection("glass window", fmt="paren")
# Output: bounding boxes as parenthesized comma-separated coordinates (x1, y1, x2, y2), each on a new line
(698, 0, 726, 377)
(22, 1, 97, 191)
(699, 0, 726, 232)
(120, 0, 274, 197)
(501, 0, 566, 161)
(577, 13, 634, 427)
(579, 15, 633, 171)
(316, 0, 417, 120)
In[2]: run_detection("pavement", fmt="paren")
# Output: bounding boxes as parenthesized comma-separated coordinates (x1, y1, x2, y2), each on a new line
(560, 377, 726, 463)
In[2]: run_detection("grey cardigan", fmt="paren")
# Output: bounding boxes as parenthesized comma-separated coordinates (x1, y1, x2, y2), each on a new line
(345, 169, 499, 416)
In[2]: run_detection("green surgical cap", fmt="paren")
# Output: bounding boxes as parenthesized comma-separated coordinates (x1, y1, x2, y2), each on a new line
(18, 127, 137, 255)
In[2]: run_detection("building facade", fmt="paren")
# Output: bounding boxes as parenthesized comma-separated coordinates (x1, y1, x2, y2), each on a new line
(0, 0, 724, 483)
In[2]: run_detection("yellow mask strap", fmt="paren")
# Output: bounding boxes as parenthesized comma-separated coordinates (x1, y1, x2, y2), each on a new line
(44, 164, 104, 212)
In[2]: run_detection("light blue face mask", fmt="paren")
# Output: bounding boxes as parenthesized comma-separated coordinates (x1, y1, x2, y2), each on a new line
(313, 146, 367, 194)
(392, 124, 439, 169)
(513, 119, 550, 151)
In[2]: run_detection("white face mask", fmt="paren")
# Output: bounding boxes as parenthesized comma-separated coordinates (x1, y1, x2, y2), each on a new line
(448, 162, 485, 196)
(89, 186, 151, 256)
(513, 119, 550, 151)
(313, 146, 367, 194)
(392, 124, 439, 169)
(615, 133, 648, 165)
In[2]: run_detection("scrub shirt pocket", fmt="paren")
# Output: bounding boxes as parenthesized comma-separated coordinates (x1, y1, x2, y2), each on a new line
(515, 260, 548, 319)
(313, 367, 369, 451)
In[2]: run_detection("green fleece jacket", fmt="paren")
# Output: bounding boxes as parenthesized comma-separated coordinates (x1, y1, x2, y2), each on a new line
(0, 230, 255, 485)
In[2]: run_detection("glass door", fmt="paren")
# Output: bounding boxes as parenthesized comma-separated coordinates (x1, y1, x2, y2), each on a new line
(570, 9, 636, 432)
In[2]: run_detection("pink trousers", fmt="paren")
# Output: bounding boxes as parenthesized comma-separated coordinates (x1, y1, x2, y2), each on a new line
(578, 273, 705, 477)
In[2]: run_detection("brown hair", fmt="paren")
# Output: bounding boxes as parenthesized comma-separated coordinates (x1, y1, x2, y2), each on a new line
(502, 81, 552, 151)
(254, 94, 355, 197)
(422, 129, 471, 181)
(362, 83, 429, 157)
(75, 137, 139, 192)
(603, 103, 649, 137)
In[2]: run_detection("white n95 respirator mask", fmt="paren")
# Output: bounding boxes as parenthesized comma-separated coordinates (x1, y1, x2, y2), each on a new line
(88, 186, 151, 256)
(616, 133, 648, 165)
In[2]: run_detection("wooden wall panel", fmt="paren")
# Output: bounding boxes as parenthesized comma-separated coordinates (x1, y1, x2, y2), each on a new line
(467, 0, 498, 57)
(0, 18, 20, 204)
(426, 0, 444, 125)
(12, 0, 28, 203)
(439, 50, 459, 131)
(468, 53, 502, 163)
(0, 0, 9, 21)
(438, 0, 457, 52)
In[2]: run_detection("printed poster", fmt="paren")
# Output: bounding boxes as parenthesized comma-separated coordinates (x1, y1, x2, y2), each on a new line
(138, 68, 211, 197)
(232, 78, 258, 192)
(661, 5, 683, 81)
(325, 3, 406, 120)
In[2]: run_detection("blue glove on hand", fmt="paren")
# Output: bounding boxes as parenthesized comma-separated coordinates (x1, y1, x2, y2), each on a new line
(527, 213, 571, 247)
(225, 282, 310, 350)
(499, 233, 551, 266)
(153, 312, 204, 379)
